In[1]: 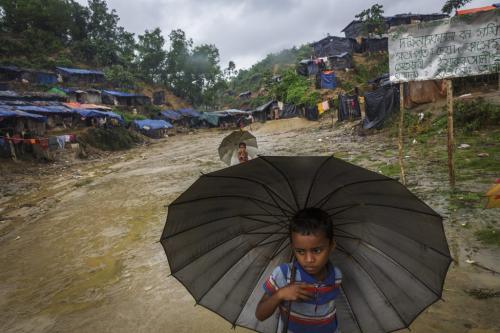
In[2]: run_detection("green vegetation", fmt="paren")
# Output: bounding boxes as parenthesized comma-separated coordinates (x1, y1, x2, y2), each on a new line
(442, 0, 473, 14)
(475, 228, 500, 247)
(79, 127, 143, 151)
(0, 0, 226, 109)
(355, 4, 386, 37)
(455, 99, 500, 132)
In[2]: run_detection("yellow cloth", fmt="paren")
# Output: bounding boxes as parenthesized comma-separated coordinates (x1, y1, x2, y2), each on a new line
(317, 102, 325, 115)
(485, 183, 500, 208)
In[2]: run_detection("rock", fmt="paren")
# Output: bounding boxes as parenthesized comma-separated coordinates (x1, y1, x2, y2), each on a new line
(477, 153, 489, 158)
(458, 144, 470, 149)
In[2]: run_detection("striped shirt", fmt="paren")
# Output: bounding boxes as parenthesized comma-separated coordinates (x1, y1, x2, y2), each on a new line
(263, 261, 342, 333)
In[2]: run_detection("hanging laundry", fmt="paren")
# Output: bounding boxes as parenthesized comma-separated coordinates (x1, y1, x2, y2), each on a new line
(56, 136, 66, 149)
(317, 102, 325, 115)
(69, 134, 76, 143)
(322, 100, 330, 112)
(64, 135, 71, 143)
(29, 139, 37, 144)
(277, 101, 284, 110)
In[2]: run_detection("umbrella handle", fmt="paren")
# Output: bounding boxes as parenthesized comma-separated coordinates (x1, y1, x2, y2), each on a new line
(282, 262, 297, 333)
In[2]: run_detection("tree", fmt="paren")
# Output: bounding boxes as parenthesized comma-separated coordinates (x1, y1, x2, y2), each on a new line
(442, 0, 472, 14)
(136, 28, 167, 83)
(355, 4, 386, 37)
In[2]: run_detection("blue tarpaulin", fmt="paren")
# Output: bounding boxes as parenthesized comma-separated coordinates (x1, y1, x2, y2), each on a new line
(0, 107, 47, 122)
(56, 67, 104, 75)
(35, 72, 58, 85)
(177, 109, 201, 118)
(133, 119, 173, 130)
(102, 90, 143, 98)
(74, 109, 124, 123)
(320, 71, 337, 89)
(199, 112, 225, 126)
(160, 110, 182, 121)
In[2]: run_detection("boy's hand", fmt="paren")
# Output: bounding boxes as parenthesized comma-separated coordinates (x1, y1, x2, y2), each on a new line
(277, 284, 315, 302)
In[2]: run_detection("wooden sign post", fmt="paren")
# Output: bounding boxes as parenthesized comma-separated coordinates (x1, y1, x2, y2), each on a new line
(446, 80, 455, 187)
(398, 83, 407, 185)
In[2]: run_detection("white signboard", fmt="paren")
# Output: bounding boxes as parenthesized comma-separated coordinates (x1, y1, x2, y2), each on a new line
(389, 10, 500, 82)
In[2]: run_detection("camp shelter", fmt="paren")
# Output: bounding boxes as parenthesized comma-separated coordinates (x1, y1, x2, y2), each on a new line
(320, 71, 337, 89)
(338, 94, 362, 121)
(0, 106, 47, 136)
(160, 110, 182, 123)
(0, 65, 22, 81)
(310, 36, 355, 58)
(363, 85, 400, 129)
(16, 104, 76, 128)
(360, 37, 388, 53)
(56, 67, 104, 84)
(342, 21, 364, 39)
(238, 91, 252, 99)
(174, 108, 201, 127)
(0, 90, 65, 102)
(199, 112, 226, 127)
(132, 119, 173, 138)
(101, 90, 151, 107)
(279, 104, 301, 119)
(47, 87, 67, 97)
(385, 13, 448, 27)
(253, 100, 276, 122)
(328, 52, 353, 70)
(153, 91, 165, 105)
(0, 66, 58, 85)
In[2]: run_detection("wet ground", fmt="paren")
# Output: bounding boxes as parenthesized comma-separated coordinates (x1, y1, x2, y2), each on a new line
(1, 117, 499, 333)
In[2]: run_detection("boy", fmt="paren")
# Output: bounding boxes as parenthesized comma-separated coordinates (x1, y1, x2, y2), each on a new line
(255, 208, 342, 333)
(238, 142, 249, 163)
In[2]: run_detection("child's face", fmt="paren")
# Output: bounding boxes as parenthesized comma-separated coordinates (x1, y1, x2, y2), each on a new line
(291, 231, 334, 280)
(239, 145, 246, 151)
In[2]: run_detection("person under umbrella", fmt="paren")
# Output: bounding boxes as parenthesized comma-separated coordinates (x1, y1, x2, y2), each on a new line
(218, 130, 258, 166)
(161, 156, 451, 333)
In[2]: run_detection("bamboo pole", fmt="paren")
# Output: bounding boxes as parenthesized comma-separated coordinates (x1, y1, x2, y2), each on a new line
(6, 133, 17, 161)
(446, 79, 455, 187)
(398, 82, 407, 185)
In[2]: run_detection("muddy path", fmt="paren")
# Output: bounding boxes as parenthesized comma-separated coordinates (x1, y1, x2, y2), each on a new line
(1, 118, 499, 333)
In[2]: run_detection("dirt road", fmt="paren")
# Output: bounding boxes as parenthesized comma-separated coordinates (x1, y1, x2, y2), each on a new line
(1, 118, 499, 332)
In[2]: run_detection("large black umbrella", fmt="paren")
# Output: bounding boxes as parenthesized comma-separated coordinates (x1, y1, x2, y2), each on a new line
(160, 156, 451, 333)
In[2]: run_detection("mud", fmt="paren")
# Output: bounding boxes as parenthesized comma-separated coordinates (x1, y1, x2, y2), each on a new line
(1, 117, 499, 333)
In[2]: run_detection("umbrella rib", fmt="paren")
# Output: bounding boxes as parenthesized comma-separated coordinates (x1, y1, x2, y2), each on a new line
(271, 238, 291, 260)
(202, 174, 296, 213)
(162, 214, 285, 241)
(335, 222, 451, 259)
(348, 251, 410, 328)
(232, 235, 291, 327)
(304, 155, 333, 208)
(259, 156, 301, 211)
(313, 178, 394, 208)
(337, 285, 364, 333)
(170, 194, 293, 215)
(171, 223, 283, 275)
(196, 231, 281, 304)
(335, 230, 442, 298)
(327, 203, 441, 218)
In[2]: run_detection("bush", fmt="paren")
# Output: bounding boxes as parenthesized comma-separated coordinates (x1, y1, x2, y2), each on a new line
(455, 98, 500, 132)
(79, 127, 143, 151)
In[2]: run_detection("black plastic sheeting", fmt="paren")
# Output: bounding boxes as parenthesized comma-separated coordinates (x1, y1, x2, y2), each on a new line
(279, 104, 301, 119)
(363, 85, 400, 130)
(305, 106, 319, 121)
(338, 94, 361, 121)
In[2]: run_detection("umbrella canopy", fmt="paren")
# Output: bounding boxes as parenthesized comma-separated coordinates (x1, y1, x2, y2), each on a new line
(160, 156, 451, 333)
(218, 130, 258, 166)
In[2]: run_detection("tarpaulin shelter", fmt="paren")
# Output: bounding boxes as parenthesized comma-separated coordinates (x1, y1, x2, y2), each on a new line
(310, 36, 355, 57)
(338, 94, 362, 121)
(132, 119, 173, 138)
(253, 100, 276, 122)
(153, 91, 165, 105)
(74, 109, 123, 122)
(363, 85, 400, 129)
(47, 87, 67, 97)
(0, 66, 58, 84)
(0, 90, 65, 102)
(101, 90, 151, 106)
(328, 52, 353, 70)
(176, 108, 201, 118)
(320, 71, 337, 89)
(0, 106, 47, 136)
(16, 104, 76, 128)
(305, 105, 319, 121)
(279, 104, 301, 119)
(160, 110, 183, 122)
(56, 67, 104, 84)
(361, 37, 388, 53)
(238, 91, 252, 99)
(63, 102, 111, 111)
(199, 112, 225, 127)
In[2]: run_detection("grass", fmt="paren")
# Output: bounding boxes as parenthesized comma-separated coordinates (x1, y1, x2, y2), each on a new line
(79, 127, 144, 151)
(475, 228, 500, 247)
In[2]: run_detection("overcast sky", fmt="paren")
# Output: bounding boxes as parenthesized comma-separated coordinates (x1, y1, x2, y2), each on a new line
(77, 0, 495, 70)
